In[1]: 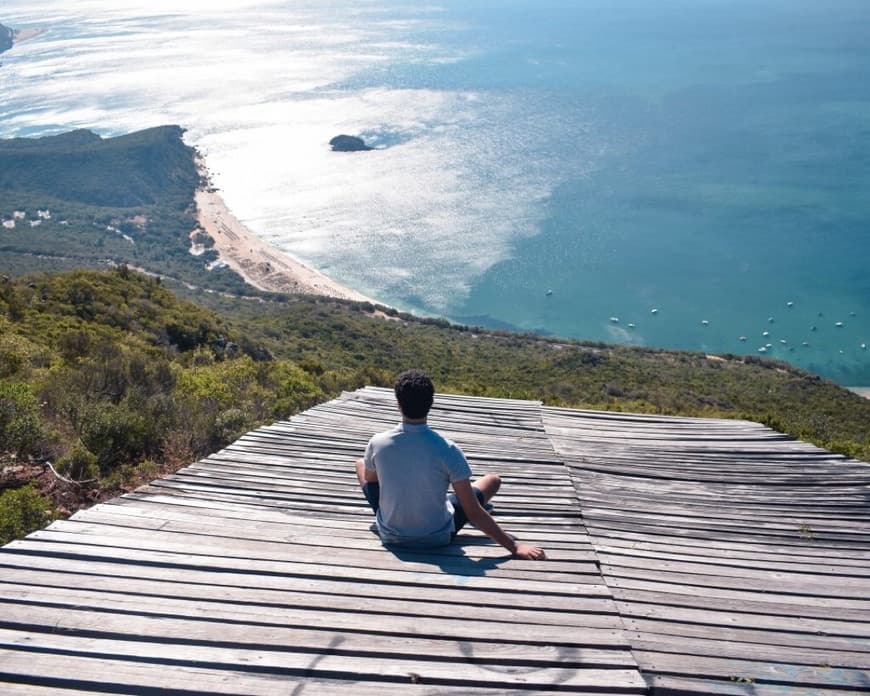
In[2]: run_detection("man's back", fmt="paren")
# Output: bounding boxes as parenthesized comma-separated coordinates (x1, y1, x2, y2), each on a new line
(364, 422, 471, 547)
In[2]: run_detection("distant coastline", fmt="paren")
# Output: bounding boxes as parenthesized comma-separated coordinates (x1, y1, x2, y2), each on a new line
(195, 160, 376, 304)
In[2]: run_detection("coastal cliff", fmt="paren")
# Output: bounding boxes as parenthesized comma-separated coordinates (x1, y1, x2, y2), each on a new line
(0, 125, 253, 296)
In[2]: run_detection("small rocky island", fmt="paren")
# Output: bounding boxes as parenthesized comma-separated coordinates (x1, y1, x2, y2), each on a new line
(1, 23, 13, 54)
(329, 134, 372, 152)
(1, 22, 47, 55)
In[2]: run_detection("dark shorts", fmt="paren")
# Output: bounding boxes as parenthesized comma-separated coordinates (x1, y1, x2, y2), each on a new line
(362, 482, 485, 534)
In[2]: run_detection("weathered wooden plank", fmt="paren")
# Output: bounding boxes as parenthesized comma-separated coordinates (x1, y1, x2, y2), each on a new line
(627, 634, 870, 669)
(14, 534, 596, 585)
(621, 615, 870, 653)
(0, 564, 609, 625)
(0, 579, 624, 630)
(0, 540, 603, 590)
(610, 584, 870, 617)
(599, 563, 870, 601)
(631, 650, 870, 691)
(0, 564, 602, 615)
(0, 649, 645, 695)
(0, 630, 648, 692)
(589, 533, 870, 566)
(582, 517, 870, 550)
(68, 507, 595, 552)
(0, 603, 635, 666)
(0, 685, 98, 696)
(0, 591, 624, 650)
(616, 601, 870, 638)
(596, 554, 870, 590)
(644, 673, 854, 696)
(41, 519, 598, 563)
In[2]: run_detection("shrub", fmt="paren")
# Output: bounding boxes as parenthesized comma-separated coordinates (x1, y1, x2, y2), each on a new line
(214, 408, 249, 445)
(102, 458, 161, 490)
(79, 401, 154, 473)
(0, 380, 44, 455)
(0, 331, 51, 378)
(261, 361, 323, 417)
(55, 442, 99, 481)
(0, 484, 55, 545)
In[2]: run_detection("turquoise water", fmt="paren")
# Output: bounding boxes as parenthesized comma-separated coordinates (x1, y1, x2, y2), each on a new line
(1, 0, 868, 383)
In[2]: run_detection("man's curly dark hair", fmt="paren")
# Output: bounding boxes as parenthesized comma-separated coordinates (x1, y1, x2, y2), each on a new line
(394, 369, 434, 419)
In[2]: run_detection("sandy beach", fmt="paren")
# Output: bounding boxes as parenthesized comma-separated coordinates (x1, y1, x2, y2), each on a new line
(195, 187, 376, 304)
(13, 28, 48, 43)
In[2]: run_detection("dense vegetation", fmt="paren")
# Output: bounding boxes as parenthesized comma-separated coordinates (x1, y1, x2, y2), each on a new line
(2, 268, 868, 543)
(0, 126, 251, 294)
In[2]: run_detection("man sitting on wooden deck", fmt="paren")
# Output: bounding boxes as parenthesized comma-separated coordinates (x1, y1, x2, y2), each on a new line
(355, 369, 547, 560)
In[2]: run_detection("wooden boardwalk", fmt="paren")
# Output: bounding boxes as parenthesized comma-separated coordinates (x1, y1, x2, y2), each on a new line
(543, 406, 870, 695)
(0, 387, 643, 695)
(0, 387, 868, 694)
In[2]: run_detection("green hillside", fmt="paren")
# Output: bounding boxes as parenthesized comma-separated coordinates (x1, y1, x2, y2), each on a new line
(2, 268, 868, 544)
(0, 127, 197, 207)
(0, 127, 251, 294)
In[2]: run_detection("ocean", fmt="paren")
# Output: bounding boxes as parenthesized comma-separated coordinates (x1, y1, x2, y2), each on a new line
(1, 0, 868, 384)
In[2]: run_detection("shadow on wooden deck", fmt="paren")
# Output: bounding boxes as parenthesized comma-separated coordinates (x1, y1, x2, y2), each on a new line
(1, 386, 868, 694)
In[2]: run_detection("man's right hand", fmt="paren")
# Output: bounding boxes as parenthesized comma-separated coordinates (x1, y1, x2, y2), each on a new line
(513, 543, 546, 560)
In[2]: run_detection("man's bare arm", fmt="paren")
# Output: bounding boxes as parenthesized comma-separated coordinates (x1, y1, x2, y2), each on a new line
(453, 479, 546, 560)
(355, 458, 379, 485)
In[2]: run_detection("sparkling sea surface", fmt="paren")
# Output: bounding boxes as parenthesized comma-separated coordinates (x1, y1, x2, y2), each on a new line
(1, 0, 868, 384)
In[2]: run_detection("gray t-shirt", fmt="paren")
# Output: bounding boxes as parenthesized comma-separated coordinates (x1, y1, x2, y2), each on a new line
(364, 422, 472, 547)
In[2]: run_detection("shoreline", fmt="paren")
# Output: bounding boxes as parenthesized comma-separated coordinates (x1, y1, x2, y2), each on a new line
(194, 185, 377, 304)
(14, 28, 48, 43)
